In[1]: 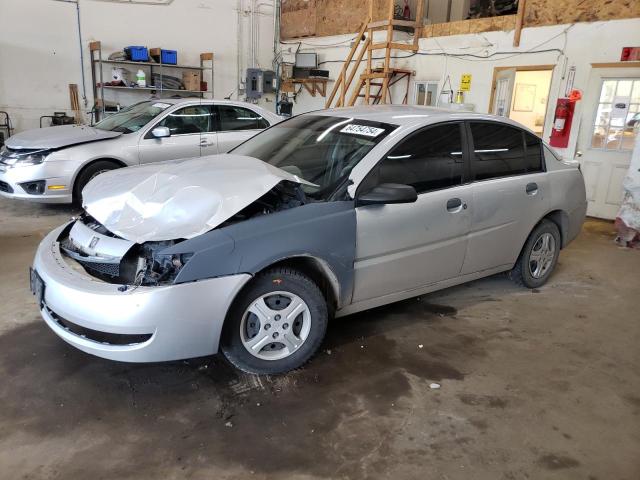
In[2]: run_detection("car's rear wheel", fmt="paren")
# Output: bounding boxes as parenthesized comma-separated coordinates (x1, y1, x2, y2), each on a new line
(73, 160, 120, 205)
(221, 267, 328, 374)
(510, 219, 561, 288)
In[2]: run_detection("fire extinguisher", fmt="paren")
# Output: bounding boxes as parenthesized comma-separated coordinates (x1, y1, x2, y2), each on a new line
(553, 98, 570, 133)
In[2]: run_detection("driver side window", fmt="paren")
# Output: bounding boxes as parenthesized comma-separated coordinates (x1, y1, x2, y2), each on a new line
(361, 123, 465, 195)
(156, 105, 210, 135)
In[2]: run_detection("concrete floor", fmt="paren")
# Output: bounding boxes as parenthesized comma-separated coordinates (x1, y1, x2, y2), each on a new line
(0, 200, 638, 480)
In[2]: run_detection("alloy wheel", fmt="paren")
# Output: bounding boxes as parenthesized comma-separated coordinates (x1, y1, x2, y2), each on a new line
(528, 232, 556, 279)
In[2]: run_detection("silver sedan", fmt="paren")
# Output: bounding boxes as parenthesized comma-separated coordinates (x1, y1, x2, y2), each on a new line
(0, 99, 282, 203)
(31, 106, 586, 374)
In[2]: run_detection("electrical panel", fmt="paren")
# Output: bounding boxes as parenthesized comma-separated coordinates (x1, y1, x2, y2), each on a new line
(246, 69, 277, 99)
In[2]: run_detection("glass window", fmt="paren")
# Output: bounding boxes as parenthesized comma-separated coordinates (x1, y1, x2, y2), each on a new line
(157, 105, 210, 135)
(94, 101, 171, 133)
(231, 115, 396, 200)
(591, 78, 639, 152)
(524, 131, 543, 173)
(218, 106, 269, 131)
(470, 122, 526, 180)
(364, 123, 464, 195)
(414, 81, 439, 107)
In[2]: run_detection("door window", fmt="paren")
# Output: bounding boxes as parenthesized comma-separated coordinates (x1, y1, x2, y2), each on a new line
(218, 106, 269, 131)
(362, 123, 464, 195)
(469, 122, 526, 180)
(591, 79, 639, 151)
(155, 105, 210, 135)
(524, 131, 544, 173)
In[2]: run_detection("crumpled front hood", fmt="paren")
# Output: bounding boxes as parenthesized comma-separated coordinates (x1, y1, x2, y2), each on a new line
(82, 154, 313, 243)
(5, 125, 122, 150)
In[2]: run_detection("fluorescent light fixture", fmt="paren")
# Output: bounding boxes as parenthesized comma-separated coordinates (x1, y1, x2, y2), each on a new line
(387, 154, 412, 159)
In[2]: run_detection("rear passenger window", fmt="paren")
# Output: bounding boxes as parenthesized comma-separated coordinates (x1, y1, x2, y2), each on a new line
(366, 123, 464, 194)
(218, 106, 269, 131)
(470, 122, 525, 180)
(524, 131, 544, 172)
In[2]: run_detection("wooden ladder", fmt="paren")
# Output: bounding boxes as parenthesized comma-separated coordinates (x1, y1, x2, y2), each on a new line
(325, 0, 423, 108)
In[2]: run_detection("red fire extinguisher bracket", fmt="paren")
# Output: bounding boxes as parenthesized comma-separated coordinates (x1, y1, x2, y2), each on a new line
(549, 97, 577, 148)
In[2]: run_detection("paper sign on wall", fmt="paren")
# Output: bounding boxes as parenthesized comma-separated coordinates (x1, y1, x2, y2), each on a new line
(460, 74, 472, 92)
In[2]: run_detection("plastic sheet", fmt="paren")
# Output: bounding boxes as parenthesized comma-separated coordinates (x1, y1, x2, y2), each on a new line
(82, 154, 314, 243)
(617, 133, 640, 232)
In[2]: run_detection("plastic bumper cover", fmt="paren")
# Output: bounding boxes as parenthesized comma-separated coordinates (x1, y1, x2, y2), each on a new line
(33, 224, 252, 362)
(0, 162, 73, 203)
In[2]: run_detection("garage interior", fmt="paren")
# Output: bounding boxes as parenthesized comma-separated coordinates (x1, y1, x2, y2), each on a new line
(1, 0, 639, 479)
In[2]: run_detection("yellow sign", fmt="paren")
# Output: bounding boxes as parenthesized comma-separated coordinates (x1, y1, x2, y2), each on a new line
(460, 74, 472, 92)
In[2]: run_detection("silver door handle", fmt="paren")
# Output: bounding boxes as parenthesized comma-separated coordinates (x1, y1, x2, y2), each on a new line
(200, 139, 214, 146)
(446, 198, 466, 212)
(526, 182, 538, 195)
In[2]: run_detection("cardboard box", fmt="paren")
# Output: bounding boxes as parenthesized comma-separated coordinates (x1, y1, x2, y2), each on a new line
(182, 71, 201, 91)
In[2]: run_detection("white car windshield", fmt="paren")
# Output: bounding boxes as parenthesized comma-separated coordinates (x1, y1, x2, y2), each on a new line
(94, 101, 172, 133)
(231, 115, 397, 199)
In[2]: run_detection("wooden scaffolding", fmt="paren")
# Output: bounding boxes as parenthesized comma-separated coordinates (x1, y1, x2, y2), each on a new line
(325, 0, 423, 108)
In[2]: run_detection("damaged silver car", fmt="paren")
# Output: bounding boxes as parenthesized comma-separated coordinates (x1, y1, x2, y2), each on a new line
(30, 106, 587, 374)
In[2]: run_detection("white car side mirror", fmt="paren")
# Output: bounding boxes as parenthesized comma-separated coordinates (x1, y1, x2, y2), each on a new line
(152, 126, 171, 138)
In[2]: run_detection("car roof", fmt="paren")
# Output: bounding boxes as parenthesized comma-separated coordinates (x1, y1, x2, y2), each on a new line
(312, 104, 520, 127)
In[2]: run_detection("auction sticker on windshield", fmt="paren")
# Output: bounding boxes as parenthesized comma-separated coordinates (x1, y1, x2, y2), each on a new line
(340, 124, 385, 137)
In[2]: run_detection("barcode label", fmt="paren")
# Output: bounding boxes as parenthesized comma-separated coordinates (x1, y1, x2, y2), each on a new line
(340, 124, 385, 137)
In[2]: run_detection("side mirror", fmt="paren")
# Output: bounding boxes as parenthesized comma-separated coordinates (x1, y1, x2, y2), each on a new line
(151, 126, 171, 138)
(357, 183, 418, 207)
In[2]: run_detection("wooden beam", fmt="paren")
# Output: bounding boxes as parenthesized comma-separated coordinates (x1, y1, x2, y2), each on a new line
(591, 61, 640, 69)
(513, 0, 527, 47)
(341, 37, 371, 106)
(325, 19, 369, 108)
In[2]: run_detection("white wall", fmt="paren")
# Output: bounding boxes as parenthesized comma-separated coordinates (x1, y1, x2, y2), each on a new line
(283, 17, 640, 159)
(0, 0, 277, 132)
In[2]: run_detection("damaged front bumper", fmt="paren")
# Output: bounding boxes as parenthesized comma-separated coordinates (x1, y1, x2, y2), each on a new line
(32, 223, 251, 362)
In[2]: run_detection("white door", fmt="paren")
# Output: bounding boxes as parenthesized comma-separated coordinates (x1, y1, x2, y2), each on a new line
(577, 70, 640, 219)
(216, 105, 271, 153)
(493, 68, 516, 117)
(138, 105, 210, 164)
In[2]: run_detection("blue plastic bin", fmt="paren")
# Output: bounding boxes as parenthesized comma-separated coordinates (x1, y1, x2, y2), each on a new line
(125, 46, 149, 62)
(161, 49, 177, 65)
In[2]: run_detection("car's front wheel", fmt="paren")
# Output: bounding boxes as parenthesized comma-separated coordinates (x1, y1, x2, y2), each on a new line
(220, 267, 328, 374)
(510, 219, 561, 288)
(73, 160, 120, 205)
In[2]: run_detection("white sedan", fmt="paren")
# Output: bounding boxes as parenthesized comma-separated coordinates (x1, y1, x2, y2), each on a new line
(0, 99, 282, 203)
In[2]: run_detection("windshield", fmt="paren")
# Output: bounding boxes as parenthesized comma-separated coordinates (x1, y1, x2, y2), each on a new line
(232, 115, 397, 199)
(94, 101, 172, 133)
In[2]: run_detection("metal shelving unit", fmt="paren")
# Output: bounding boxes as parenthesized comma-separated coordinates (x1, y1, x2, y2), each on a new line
(89, 41, 214, 121)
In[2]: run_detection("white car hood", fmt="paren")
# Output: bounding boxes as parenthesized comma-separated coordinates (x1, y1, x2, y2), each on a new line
(5, 124, 122, 150)
(82, 154, 313, 243)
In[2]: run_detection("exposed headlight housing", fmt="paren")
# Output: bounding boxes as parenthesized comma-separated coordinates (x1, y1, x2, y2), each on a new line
(0, 146, 50, 167)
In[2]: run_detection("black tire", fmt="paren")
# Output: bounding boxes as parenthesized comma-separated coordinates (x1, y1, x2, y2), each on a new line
(73, 160, 120, 205)
(509, 219, 561, 289)
(221, 268, 328, 375)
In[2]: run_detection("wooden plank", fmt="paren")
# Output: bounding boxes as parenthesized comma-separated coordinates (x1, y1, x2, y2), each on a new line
(281, 0, 317, 39)
(200, 52, 213, 61)
(89, 41, 101, 52)
(325, 20, 369, 108)
(524, 0, 640, 28)
(591, 62, 640, 69)
(342, 37, 371, 105)
(513, 0, 527, 47)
